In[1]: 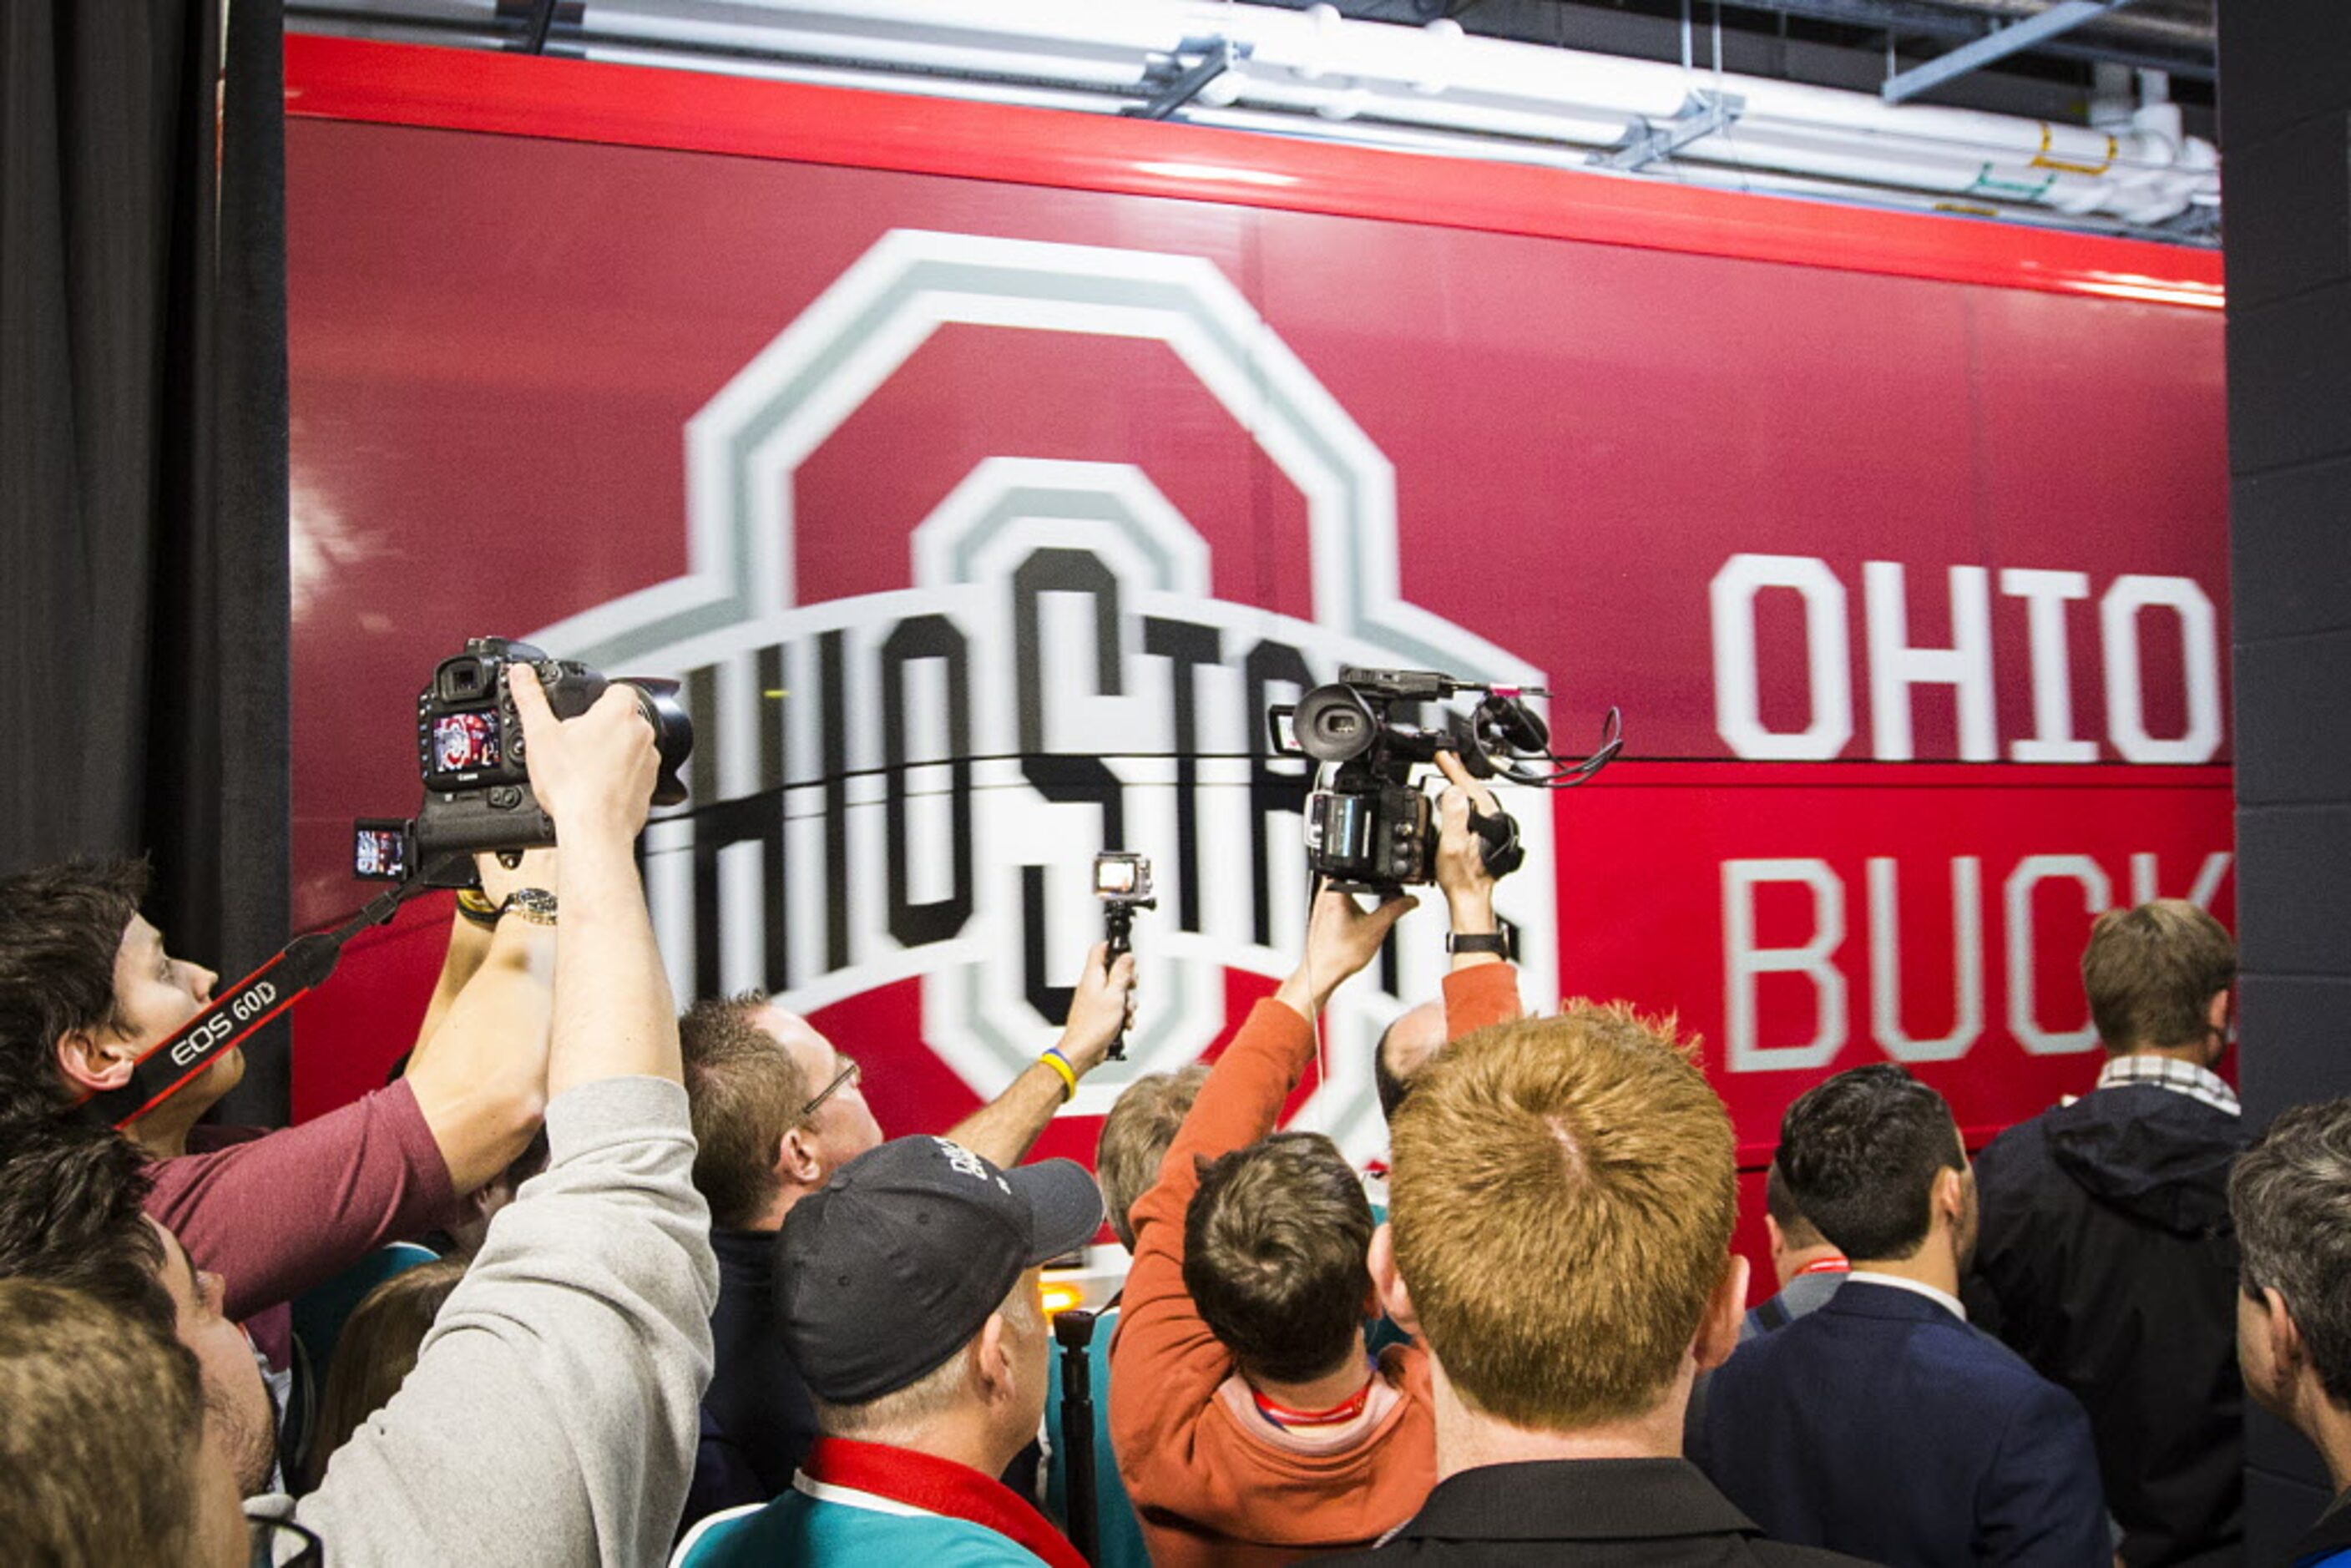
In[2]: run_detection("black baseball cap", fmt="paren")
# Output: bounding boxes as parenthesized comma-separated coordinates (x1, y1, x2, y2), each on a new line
(777, 1134, 1103, 1404)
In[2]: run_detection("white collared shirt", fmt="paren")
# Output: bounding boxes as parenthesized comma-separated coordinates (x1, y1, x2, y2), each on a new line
(2095, 1052, 2240, 1116)
(1845, 1270, 1967, 1323)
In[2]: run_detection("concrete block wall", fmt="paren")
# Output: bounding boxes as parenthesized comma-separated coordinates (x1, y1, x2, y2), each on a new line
(2220, 1, 2351, 1555)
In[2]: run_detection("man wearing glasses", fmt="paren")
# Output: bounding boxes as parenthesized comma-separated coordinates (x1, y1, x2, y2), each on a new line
(677, 948, 1136, 1531)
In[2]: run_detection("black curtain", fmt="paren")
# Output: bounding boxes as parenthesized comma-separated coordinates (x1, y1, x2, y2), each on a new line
(0, 0, 292, 1125)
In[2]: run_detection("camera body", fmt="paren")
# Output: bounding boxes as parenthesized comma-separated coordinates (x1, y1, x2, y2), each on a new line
(1303, 778, 1435, 890)
(356, 637, 694, 886)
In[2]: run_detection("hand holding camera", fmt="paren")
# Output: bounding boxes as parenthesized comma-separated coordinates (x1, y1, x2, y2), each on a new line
(1278, 885, 1418, 1019)
(354, 637, 695, 886)
(1433, 751, 1505, 923)
(1055, 942, 1140, 1075)
(508, 666, 660, 842)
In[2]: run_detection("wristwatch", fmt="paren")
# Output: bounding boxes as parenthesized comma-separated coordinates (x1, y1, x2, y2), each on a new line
(498, 888, 559, 927)
(1445, 930, 1512, 958)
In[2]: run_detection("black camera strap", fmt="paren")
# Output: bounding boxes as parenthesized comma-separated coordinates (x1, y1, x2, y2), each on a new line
(79, 870, 444, 1130)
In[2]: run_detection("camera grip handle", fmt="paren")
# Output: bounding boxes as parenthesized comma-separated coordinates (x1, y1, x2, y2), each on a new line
(1468, 803, 1525, 880)
(1102, 905, 1135, 1060)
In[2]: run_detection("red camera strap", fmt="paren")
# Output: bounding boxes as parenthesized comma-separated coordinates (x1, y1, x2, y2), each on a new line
(76, 877, 430, 1129)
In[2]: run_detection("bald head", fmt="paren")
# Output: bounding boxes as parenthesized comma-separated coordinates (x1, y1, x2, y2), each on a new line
(1376, 999, 1449, 1123)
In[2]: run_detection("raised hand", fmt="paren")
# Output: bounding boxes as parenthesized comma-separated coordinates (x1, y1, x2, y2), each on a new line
(508, 665, 659, 842)
(1277, 885, 1417, 1019)
(1055, 943, 1140, 1075)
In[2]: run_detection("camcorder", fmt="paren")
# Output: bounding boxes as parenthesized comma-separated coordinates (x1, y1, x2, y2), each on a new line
(1267, 667, 1620, 893)
(355, 637, 695, 887)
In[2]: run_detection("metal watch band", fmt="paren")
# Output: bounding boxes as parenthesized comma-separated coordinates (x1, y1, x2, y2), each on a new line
(498, 888, 559, 927)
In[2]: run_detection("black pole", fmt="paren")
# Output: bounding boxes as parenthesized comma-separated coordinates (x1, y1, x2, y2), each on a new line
(1102, 906, 1135, 1060)
(1055, 1308, 1101, 1565)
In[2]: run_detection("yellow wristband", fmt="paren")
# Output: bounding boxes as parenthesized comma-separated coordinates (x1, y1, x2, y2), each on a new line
(455, 888, 502, 928)
(1039, 1048, 1078, 1102)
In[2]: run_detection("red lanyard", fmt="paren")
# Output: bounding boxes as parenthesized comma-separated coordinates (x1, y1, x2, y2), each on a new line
(1795, 1257, 1851, 1278)
(1252, 1381, 1373, 1430)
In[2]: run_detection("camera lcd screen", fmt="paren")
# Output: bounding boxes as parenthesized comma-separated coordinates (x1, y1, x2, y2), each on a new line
(1095, 858, 1137, 895)
(353, 822, 409, 882)
(432, 711, 503, 774)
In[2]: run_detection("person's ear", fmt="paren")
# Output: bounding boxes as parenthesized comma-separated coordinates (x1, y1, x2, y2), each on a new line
(1763, 1214, 1787, 1258)
(54, 1029, 136, 1094)
(1368, 1222, 1421, 1339)
(2208, 989, 2232, 1045)
(2263, 1287, 2308, 1378)
(1695, 1252, 1751, 1372)
(1934, 1166, 1967, 1229)
(975, 1311, 1014, 1401)
(776, 1125, 824, 1186)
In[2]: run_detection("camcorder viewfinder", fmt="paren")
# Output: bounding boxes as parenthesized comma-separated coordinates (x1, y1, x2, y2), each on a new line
(1267, 666, 1620, 893)
(355, 637, 695, 887)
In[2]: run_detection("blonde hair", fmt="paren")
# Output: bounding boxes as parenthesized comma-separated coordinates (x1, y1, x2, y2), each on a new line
(1095, 1065, 1209, 1252)
(1389, 1002, 1735, 1429)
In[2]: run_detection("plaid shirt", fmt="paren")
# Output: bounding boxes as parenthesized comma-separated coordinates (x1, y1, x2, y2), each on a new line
(2094, 1052, 2240, 1116)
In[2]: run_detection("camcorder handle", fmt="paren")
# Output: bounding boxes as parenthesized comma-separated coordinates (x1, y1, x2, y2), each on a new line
(1465, 801, 1526, 880)
(75, 860, 458, 1129)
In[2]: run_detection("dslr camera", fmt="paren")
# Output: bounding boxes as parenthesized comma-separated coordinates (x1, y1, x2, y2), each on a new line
(1268, 667, 1619, 893)
(356, 637, 694, 886)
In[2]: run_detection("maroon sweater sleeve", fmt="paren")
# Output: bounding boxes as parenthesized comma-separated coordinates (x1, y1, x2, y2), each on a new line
(144, 1080, 461, 1322)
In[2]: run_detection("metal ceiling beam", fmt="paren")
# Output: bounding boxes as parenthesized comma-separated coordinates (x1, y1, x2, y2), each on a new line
(1695, 0, 2211, 79)
(1882, 0, 2140, 103)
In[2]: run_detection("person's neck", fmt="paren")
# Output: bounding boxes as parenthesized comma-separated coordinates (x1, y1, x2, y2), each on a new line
(2109, 1040, 2216, 1070)
(1848, 1242, 1960, 1301)
(124, 1093, 212, 1161)
(1775, 1242, 1845, 1287)
(2293, 1378, 2351, 1497)
(1428, 1355, 1684, 1478)
(748, 1185, 817, 1234)
(845, 1408, 1022, 1485)
(1250, 1338, 1373, 1414)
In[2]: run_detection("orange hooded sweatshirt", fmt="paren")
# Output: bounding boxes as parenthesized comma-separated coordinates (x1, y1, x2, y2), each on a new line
(1108, 963, 1522, 1566)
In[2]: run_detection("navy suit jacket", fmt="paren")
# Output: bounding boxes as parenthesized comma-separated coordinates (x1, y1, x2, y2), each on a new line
(1691, 1279, 2109, 1568)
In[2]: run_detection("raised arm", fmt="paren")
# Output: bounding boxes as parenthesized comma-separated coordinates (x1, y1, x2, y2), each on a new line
(506, 667, 681, 1094)
(1110, 888, 1410, 1492)
(1433, 751, 1526, 1033)
(297, 665, 716, 1567)
(399, 850, 558, 1194)
(946, 943, 1135, 1169)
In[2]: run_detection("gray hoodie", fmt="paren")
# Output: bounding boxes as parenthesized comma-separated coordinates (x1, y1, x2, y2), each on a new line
(250, 1076, 718, 1566)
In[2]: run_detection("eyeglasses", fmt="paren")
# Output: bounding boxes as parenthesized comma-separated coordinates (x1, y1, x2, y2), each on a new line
(799, 1057, 862, 1122)
(250, 1516, 324, 1566)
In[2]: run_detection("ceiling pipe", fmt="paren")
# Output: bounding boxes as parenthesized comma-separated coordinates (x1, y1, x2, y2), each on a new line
(287, 0, 2222, 238)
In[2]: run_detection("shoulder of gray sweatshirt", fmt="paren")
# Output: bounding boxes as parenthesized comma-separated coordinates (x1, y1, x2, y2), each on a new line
(250, 1075, 719, 1568)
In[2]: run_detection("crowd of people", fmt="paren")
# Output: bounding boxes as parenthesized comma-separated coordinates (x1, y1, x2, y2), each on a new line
(1, 677, 2346, 1567)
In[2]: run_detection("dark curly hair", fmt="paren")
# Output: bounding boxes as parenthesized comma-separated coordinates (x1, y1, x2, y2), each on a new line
(0, 1101, 174, 1341)
(0, 858, 149, 1095)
